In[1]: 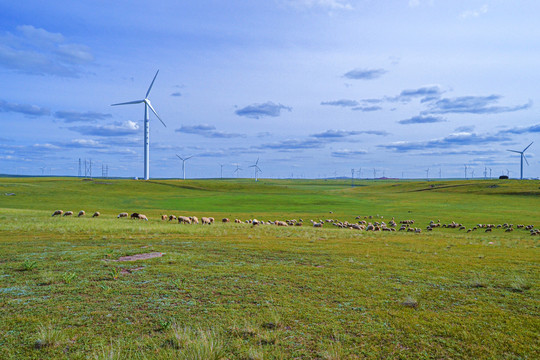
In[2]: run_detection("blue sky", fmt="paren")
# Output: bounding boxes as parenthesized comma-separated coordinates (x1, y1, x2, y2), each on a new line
(1, 0, 538, 179)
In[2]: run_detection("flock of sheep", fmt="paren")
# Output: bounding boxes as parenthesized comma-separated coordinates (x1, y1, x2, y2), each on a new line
(51, 209, 538, 236)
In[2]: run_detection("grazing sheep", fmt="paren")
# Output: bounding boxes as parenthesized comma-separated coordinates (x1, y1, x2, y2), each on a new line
(201, 217, 212, 225)
(169, 215, 177, 221)
(275, 221, 288, 227)
(117, 212, 128, 218)
(190, 216, 199, 224)
(52, 210, 63, 217)
(485, 228, 492, 233)
(137, 214, 148, 221)
(130, 213, 140, 219)
(161, 215, 167, 221)
(178, 216, 191, 224)
(209, 217, 215, 224)
(63, 211, 74, 216)
(234, 219, 242, 223)
(78, 210, 85, 217)
(92, 212, 100, 218)
(222, 218, 230, 223)
(252, 219, 260, 226)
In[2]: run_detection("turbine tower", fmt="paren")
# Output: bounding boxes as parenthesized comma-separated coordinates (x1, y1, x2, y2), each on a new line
(111, 70, 166, 180)
(176, 155, 193, 180)
(507, 142, 533, 180)
(249, 158, 262, 182)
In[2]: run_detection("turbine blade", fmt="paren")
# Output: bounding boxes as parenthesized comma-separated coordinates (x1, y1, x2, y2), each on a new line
(185, 156, 194, 160)
(146, 70, 159, 98)
(524, 154, 530, 166)
(111, 100, 145, 106)
(176, 154, 183, 160)
(523, 141, 534, 152)
(507, 150, 521, 154)
(146, 101, 167, 127)
(255, 157, 259, 165)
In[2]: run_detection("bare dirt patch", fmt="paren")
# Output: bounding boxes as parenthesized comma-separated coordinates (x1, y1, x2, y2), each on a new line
(113, 252, 163, 262)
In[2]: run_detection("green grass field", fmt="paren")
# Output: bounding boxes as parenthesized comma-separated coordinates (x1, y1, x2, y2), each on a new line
(0, 177, 538, 359)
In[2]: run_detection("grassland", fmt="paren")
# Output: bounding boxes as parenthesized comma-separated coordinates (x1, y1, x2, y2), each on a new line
(0, 177, 538, 359)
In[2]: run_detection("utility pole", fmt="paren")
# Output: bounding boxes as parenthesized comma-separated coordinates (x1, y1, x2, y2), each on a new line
(373, 168, 376, 179)
(351, 168, 354, 187)
(464, 165, 467, 180)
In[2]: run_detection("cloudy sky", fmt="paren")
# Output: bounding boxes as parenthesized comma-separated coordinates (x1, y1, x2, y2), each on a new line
(1, 0, 539, 179)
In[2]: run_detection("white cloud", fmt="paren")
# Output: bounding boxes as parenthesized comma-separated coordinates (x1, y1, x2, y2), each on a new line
(285, 0, 353, 11)
(460, 4, 488, 19)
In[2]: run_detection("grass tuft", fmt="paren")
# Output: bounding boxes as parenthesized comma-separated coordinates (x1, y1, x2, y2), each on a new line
(401, 296, 419, 308)
(34, 323, 64, 349)
(509, 276, 531, 292)
(167, 325, 225, 359)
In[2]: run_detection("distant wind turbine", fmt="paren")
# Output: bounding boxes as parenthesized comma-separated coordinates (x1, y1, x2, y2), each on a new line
(176, 154, 193, 180)
(233, 164, 242, 178)
(249, 158, 262, 181)
(507, 142, 533, 180)
(111, 70, 166, 180)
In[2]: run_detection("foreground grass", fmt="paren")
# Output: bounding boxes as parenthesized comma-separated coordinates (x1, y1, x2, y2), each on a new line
(0, 178, 538, 358)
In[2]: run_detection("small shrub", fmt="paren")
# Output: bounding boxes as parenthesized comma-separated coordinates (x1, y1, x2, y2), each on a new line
(21, 259, 37, 271)
(109, 267, 120, 280)
(62, 272, 77, 284)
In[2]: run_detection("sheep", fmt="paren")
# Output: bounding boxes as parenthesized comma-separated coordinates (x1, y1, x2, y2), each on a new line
(234, 219, 242, 223)
(130, 213, 140, 219)
(161, 215, 167, 221)
(209, 217, 215, 224)
(252, 219, 260, 226)
(92, 212, 100, 218)
(52, 210, 63, 217)
(275, 221, 288, 227)
(201, 217, 212, 225)
(78, 210, 85, 217)
(190, 216, 199, 224)
(313, 222, 323, 228)
(137, 214, 148, 221)
(222, 218, 230, 223)
(117, 212, 128, 218)
(178, 216, 191, 224)
(485, 228, 492, 233)
(168, 215, 177, 221)
(63, 211, 74, 216)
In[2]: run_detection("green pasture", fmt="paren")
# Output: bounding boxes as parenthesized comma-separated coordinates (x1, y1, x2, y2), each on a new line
(0, 177, 538, 359)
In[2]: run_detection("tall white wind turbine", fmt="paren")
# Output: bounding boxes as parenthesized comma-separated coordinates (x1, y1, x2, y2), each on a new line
(176, 155, 193, 180)
(111, 70, 166, 180)
(507, 142, 533, 180)
(249, 158, 262, 181)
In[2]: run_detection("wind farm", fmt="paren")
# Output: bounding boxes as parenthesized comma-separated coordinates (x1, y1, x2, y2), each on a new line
(1, 1, 539, 359)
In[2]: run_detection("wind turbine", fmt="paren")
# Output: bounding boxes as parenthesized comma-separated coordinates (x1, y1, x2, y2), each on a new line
(233, 164, 242, 178)
(111, 70, 166, 180)
(249, 158, 262, 181)
(507, 142, 533, 180)
(176, 154, 193, 180)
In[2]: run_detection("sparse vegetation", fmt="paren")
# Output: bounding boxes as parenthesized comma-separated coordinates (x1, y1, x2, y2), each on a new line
(0, 177, 538, 358)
